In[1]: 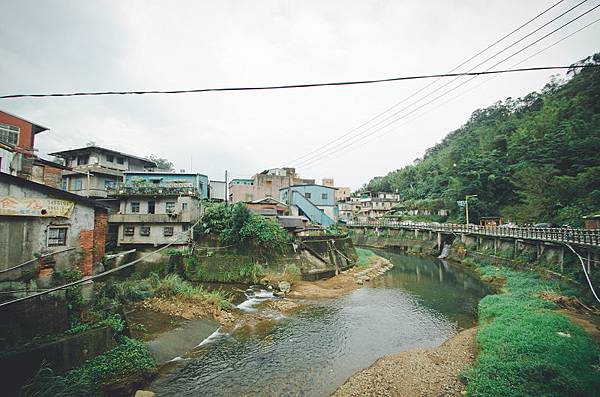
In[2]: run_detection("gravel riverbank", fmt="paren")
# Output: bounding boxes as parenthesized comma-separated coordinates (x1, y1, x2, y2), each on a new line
(332, 327, 477, 397)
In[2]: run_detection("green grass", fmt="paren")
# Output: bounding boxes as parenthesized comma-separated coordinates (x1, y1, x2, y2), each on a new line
(356, 247, 376, 267)
(463, 257, 600, 397)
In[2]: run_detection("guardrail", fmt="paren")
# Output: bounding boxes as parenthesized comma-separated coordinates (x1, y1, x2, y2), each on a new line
(347, 220, 600, 247)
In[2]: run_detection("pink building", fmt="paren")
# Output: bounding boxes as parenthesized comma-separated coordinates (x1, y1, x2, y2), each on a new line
(229, 167, 315, 203)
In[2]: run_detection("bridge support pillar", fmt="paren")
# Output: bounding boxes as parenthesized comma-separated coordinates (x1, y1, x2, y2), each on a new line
(437, 232, 442, 250)
(415, 229, 419, 239)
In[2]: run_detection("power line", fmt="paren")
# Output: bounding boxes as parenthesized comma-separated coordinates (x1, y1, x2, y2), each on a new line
(0, 66, 598, 100)
(287, 0, 570, 165)
(294, 0, 595, 168)
(295, 3, 600, 169)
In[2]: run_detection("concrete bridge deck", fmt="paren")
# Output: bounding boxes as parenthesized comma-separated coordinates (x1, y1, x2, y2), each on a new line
(347, 220, 600, 248)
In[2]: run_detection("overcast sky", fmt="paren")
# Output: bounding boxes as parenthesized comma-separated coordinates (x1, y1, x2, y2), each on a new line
(1, 0, 598, 189)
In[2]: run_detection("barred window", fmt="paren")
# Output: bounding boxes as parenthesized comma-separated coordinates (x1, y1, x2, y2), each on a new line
(0, 123, 20, 146)
(124, 226, 135, 236)
(166, 202, 176, 213)
(140, 226, 151, 236)
(163, 226, 174, 237)
(131, 202, 140, 213)
(48, 227, 68, 246)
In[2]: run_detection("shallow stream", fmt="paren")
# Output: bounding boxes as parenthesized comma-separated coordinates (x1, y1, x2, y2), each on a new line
(150, 250, 489, 396)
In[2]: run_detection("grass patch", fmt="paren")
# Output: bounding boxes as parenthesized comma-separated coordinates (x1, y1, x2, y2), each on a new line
(98, 274, 232, 310)
(22, 337, 155, 397)
(356, 247, 376, 267)
(463, 257, 600, 397)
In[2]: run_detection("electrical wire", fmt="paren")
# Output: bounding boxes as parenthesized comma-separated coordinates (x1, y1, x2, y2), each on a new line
(299, 14, 600, 171)
(286, 0, 569, 165)
(0, 66, 598, 100)
(295, 3, 600, 169)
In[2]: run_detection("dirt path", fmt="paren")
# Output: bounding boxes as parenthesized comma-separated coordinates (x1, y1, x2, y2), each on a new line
(332, 327, 478, 397)
(288, 257, 393, 299)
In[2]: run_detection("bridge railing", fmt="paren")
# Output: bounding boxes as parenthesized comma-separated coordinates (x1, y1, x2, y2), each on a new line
(346, 220, 600, 247)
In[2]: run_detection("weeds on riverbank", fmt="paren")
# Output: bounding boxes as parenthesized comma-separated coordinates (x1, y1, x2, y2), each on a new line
(356, 248, 376, 267)
(22, 337, 156, 397)
(98, 274, 232, 310)
(463, 257, 600, 397)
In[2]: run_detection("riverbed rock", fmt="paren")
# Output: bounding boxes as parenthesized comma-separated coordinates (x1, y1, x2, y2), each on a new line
(356, 279, 364, 285)
(134, 391, 156, 397)
(278, 281, 291, 293)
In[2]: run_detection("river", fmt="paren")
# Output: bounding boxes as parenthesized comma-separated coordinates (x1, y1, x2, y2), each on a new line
(149, 250, 489, 396)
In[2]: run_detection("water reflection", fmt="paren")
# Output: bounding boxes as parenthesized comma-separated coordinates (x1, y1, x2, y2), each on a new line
(150, 251, 489, 397)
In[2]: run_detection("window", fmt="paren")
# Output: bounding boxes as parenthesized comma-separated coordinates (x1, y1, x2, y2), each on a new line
(182, 224, 190, 232)
(77, 155, 89, 165)
(0, 123, 20, 146)
(305, 193, 311, 199)
(166, 202, 176, 213)
(48, 227, 68, 246)
(61, 177, 68, 191)
(104, 178, 116, 189)
(148, 201, 155, 214)
(163, 226, 174, 237)
(116, 157, 124, 165)
(322, 193, 328, 200)
(140, 226, 151, 236)
(131, 202, 140, 213)
(181, 202, 188, 210)
(124, 226, 135, 236)
(106, 155, 114, 162)
(72, 178, 83, 190)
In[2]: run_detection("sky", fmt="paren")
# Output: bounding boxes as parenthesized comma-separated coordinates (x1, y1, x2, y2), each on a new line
(0, 0, 598, 189)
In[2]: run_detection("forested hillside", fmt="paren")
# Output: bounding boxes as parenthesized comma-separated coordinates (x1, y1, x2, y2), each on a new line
(365, 53, 600, 227)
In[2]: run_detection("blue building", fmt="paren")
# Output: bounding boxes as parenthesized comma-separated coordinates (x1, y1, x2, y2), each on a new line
(280, 184, 337, 227)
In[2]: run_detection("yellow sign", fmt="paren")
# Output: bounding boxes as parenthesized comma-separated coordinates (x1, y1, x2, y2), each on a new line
(0, 196, 75, 218)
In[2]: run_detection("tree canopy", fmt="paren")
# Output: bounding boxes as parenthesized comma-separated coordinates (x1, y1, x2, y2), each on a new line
(364, 53, 600, 227)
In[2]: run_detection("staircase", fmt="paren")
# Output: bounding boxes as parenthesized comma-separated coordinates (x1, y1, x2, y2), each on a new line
(290, 190, 335, 227)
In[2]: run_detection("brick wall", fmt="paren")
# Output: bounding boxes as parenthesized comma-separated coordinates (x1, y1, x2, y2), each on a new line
(77, 208, 108, 276)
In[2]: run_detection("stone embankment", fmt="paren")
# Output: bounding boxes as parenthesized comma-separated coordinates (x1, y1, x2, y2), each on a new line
(288, 257, 394, 299)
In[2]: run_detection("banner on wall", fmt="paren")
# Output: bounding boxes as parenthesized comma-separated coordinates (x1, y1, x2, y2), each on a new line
(0, 196, 75, 218)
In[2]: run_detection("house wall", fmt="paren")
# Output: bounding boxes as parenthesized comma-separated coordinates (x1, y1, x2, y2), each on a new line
(209, 180, 226, 201)
(229, 174, 316, 203)
(335, 187, 351, 202)
(280, 185, 336, 206)
(116, 223, 189, 245)
(0, 111, 35, 151)
(0, 181, 105, 279)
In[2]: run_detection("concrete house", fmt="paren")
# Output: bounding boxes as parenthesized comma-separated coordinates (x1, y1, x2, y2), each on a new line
(209, 180, 226, 201)
(229, 167, 315, 203)
(279, 184, 337, 227)
(108, 172, 206, 246)
(50, 146, 157, 198)
(356, 192, 401, 221)
(0, 172, 108, 278)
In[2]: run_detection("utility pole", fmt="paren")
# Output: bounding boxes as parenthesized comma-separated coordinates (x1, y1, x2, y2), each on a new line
(465, 194, 478, 225)
(225, 170, 228, 205)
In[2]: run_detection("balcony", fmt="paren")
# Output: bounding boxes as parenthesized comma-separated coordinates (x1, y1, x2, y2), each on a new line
(109, 211, 196, 223)
(107, 182, 200, 197)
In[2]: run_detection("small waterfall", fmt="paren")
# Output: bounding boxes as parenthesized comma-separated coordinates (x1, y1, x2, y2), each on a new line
(438, 243, 451, 259)
(236, 285, 275, 312)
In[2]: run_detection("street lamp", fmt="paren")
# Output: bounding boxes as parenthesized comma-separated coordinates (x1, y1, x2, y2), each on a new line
(465, 194, 478, 225)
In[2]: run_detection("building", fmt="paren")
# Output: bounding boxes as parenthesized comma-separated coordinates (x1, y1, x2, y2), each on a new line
(107, 172, 205, 246)
(0, 172, 108, 278)
(245, 197, 289, 218)
(209, 180, 226, 201)
(356, 192, 401, 221)
(583, 215, 600, 230)
(50, 145, 157, 198)
(335, 187, 351, 202)
(280, 184, 337, 227)
(0, 110, 49, 176)
(228, 167, 315, 203)
(337, 198, 362, 222)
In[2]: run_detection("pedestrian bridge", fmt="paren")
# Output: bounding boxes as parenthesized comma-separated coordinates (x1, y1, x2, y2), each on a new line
(346, 220, 600, 249)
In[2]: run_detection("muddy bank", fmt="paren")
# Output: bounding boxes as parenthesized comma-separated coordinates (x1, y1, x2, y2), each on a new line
(288, 257, 393, 299)
(333, 327, 477, 397)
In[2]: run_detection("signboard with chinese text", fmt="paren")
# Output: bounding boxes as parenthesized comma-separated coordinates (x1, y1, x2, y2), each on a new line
(0, 196, 75, 218)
